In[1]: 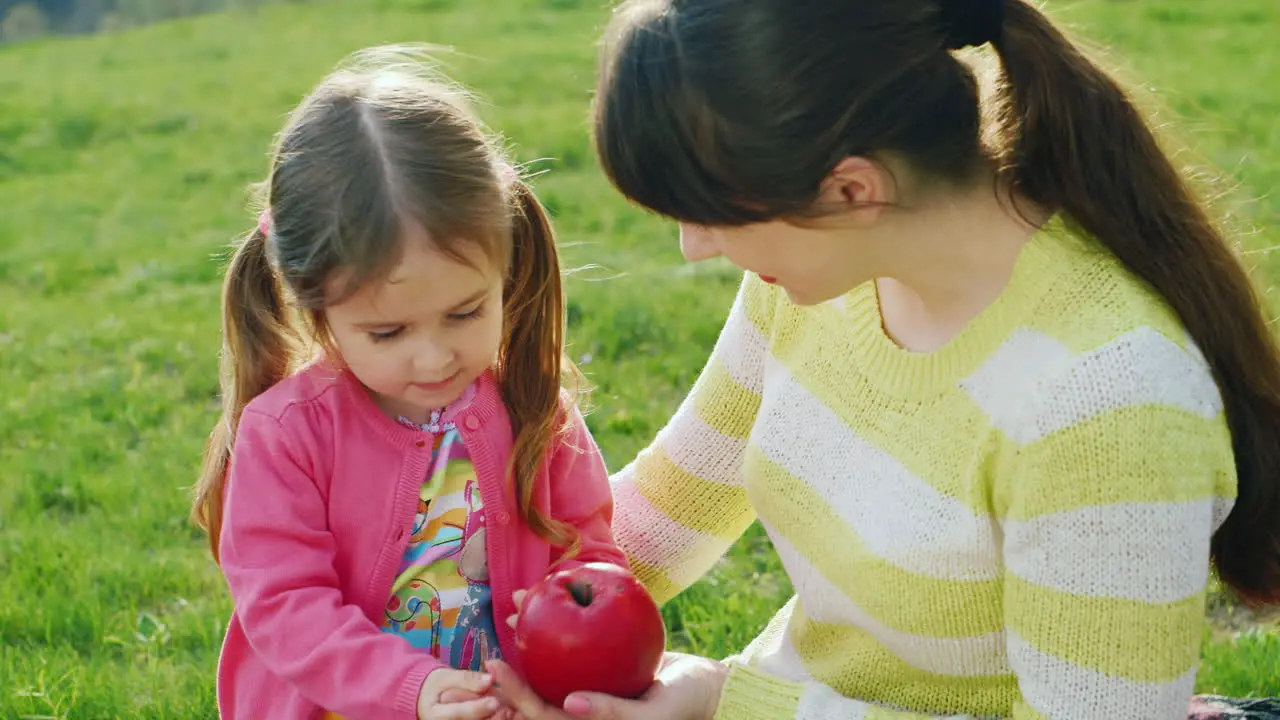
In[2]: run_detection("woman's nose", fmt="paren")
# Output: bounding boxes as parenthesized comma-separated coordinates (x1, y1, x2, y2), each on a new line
(679, 224, 721, 262)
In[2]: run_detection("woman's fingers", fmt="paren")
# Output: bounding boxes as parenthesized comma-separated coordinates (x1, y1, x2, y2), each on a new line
(485, 660, 573, 719)
(561, 693, 636, 719)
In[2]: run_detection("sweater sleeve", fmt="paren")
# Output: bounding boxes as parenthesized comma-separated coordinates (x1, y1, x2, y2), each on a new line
(545, 397, 629, 573)
(219, 407, 442, 720)
(995, 328, 1237, 720)
(609, 274, 776, 604)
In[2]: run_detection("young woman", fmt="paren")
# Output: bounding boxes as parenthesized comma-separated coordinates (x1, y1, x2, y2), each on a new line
(487, 0, 1280, 718)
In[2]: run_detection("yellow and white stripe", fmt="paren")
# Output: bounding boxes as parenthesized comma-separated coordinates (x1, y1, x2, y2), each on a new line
(610, 224, 1238, 720)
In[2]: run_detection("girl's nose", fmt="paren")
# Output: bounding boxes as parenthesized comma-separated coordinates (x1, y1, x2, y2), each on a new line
(413, 337, 453, 376)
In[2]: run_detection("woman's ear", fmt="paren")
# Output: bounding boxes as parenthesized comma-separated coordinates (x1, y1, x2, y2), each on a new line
(817, 156, 894, 225)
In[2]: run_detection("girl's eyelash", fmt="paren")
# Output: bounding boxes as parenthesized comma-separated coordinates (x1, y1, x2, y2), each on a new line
(368, 305, 482, 340)
(449, 305, 484, 322)
(370, 327, 404, 341)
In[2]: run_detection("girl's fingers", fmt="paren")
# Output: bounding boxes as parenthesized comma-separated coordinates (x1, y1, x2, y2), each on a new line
(434, 696, 501, 720)
(507, 589, 528, 630)
(432, 669, 496, 695)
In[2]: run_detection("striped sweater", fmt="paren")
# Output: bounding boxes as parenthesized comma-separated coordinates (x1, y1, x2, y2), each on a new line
(609, 217, 1238, 720)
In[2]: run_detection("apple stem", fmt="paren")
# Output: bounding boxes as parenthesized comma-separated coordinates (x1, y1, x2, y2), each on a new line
(568, 581, 594, 607)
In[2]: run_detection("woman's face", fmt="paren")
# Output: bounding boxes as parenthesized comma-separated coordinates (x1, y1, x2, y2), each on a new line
(676, 158, 893, 306)
(679, 219, 875, 306)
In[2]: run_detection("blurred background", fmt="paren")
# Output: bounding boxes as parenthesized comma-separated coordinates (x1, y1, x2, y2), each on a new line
(1, 0, 1277, 716)
(1, 0, 281, 40)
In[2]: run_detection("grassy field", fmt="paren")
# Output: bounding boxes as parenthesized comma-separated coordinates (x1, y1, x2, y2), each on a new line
(2, 0, 1279, 716)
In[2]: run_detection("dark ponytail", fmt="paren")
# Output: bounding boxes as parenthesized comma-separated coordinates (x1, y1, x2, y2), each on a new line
(193, 226, 299, 564)
(992, 0, 1280, 605)
(499, 176, 584, 555)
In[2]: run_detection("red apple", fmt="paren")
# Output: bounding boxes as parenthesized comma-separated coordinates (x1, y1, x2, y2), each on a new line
(514, 562, 666, 707)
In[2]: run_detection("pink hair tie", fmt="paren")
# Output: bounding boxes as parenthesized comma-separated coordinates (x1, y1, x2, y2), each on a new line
(257, 209, 273, 236)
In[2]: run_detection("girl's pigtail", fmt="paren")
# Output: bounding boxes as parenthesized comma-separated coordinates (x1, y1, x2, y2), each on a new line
(192, 222, 299, 564)
(499, 175, 582, 556)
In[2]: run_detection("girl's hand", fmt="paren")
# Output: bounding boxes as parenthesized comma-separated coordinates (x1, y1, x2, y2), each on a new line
(485, 652, 728, 720)
(417, 668, 505, 720)
(503, 589, 529, 631)
(439, 687, 525, 720)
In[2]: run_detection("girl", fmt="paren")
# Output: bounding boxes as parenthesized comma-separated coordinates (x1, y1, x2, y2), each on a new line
(491, 0, 1280, 719)
(191, 48, 626, 720)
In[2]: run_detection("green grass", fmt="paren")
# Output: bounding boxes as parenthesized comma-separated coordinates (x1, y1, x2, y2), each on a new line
(1, 0, 1278, 716)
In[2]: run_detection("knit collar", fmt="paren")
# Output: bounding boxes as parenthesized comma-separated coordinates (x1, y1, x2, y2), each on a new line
(395, 381, 479, 433)
(334, 365, 503, 449)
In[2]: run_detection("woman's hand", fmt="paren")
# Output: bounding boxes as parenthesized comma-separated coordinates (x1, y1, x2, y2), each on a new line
(486, 652, 728, 720)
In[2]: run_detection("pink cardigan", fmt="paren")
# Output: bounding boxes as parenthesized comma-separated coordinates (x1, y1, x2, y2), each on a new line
(215, 363, 626, 720)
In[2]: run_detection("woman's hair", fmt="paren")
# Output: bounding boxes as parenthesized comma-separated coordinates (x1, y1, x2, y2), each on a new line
(592, 0, 1280, 604)
(193, 47, 579, 563)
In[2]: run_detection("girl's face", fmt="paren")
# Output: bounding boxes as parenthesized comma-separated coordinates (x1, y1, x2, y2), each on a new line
(325, 224, 505, 423)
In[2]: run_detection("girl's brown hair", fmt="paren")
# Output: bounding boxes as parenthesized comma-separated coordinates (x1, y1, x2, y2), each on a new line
(193, 47, 579, 563)
(592, 0, 1280, 604)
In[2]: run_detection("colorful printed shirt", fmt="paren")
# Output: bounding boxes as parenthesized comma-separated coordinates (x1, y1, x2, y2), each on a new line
(380, 382, 502, 671)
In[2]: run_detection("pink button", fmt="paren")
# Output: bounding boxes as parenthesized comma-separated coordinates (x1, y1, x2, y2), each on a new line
(464, 415, 481, 431)
(496, 511, 511, 526)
